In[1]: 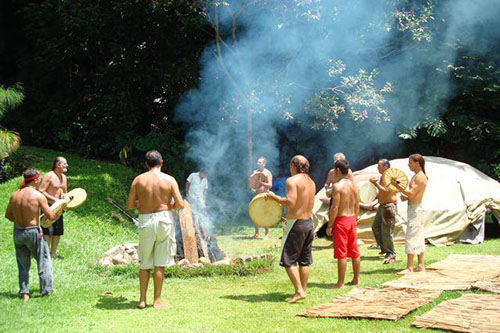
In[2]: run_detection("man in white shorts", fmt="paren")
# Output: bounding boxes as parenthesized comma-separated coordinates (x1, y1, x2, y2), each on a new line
(127, 150, 184, 309)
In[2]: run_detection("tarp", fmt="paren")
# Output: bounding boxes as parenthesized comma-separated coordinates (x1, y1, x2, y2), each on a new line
(312, 156, 500, 246)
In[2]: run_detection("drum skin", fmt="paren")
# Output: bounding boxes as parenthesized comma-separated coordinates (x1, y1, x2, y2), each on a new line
(40, 199, 68, 228)
(358, 181, 378, 204)
(382, 168, 409, 192)
(248, 193, 282, 228)
(248, 172, 267, 190)
(63, 188, 87, 209)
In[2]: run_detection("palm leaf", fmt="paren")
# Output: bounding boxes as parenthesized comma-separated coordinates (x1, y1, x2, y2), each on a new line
(0, 84, 25, 118)
(0, 128, 21, 157)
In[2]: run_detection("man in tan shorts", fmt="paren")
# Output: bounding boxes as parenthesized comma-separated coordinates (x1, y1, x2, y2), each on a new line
(326, 159, 361, 289)
(39, 156, 68, 259)
(265, 155, 316, 303)
(126, 150, 184, 309)
(5, 169, 56, 301)
(249, 156, 273, 240)
(391, 154, 428, 274)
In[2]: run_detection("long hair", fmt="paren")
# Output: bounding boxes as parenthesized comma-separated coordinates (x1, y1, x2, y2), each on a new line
(409, 153, 426, 176)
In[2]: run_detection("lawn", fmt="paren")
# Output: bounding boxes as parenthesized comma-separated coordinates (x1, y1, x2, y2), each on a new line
(1, 146, 499, 332)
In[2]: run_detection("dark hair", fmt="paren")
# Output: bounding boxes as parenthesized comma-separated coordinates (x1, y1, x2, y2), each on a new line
(23, 168, 40, 186)
(409, 153, 426, 175)
(334, 159, 350, 175)
(379, 159, 390, 169)
(145, 150, 163, 167)
(52, 156, 65, 171)
(290, 155, 310, 174)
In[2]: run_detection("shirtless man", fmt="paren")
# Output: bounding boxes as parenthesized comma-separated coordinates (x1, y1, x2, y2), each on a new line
(265, 155, 316, 303)
(391, 154, 428, 274)
(249, 157, 273, 240)
(39, 156, 68, 259)
(126, 150, 184, 309)
(368, 159, 398, 264)
(320, 152, 354, 204)
(326, 159, 360, 289)
(5, 169, 56, 301)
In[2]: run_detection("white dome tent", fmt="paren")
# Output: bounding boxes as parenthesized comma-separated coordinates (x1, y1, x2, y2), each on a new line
(312, 156, 500, 246)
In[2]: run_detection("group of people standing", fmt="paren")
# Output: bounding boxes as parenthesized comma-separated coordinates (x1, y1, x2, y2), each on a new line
(5, 157, 69, 301)
(252, 152, 428, 302)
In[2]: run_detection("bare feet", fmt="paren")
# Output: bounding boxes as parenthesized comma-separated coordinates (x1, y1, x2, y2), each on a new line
(263, 235, 270, 241)
(21, 294, 29, 302)
(137, 301, 146, 309)
(153, 300, 169, 308)
(288, 293, 306, 303)
(252, 233, 260, 239)
(415, 266, 426, 272)
(397, 268, 413, 275)
(328, 283, 344, 289)
(346, 280, 360, 287)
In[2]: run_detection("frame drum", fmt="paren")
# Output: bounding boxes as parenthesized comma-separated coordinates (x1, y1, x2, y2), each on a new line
(248, 193, 282, 228)
(382, 168, 409, 192)
(358, 181, 378, 204)
(40, 199, 68, 228)
(248, 172, 267, 190)
(63, 188, 87, 210)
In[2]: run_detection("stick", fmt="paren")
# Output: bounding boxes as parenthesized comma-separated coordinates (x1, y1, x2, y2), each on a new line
(104, 198, 139, 227)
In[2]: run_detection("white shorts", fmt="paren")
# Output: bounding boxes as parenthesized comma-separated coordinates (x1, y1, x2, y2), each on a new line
(137, 211, 176, 269)
(405, 204, 425, 255)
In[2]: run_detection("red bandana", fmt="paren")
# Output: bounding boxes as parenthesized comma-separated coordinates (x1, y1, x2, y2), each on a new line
(20, 173, 40, 189)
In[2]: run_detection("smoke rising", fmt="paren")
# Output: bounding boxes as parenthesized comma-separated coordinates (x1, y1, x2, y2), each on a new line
(175, 0, 500, 225)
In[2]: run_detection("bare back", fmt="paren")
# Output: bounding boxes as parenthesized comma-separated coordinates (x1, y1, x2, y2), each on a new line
(127, 169, 183, 214)
(286, 173, 316, 220)
(6, 188, 52, 228)
(332, 179, 359, 217)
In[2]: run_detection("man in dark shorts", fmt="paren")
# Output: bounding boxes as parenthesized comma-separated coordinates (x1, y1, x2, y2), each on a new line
(5, 169, 56, 301)
(326, 159, 361, 289)
(39, 156, 68, 259)
(265, 155, 316, 303)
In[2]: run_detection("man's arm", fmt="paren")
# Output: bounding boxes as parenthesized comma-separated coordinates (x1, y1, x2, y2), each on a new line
(5, 197, 14, 222)
(370, 177, 389, 194)
(170, 178, 184, 210)
(328, 186, 341, 229)
(258, 170, 273, 190)
(39, 173, 59, 203)
(392, 175, 424, 199)
(266, 178, 297, 208)
(324, 169, 334, 189)
(354, 186, 360, 217)
(126, 180, 139, 210)
(63, 174, 68, 193)
(39, 195, 56, 221)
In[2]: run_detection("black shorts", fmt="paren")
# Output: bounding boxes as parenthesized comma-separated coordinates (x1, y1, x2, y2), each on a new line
(42, 215, 64, 236)
(280, 218, 314, 267)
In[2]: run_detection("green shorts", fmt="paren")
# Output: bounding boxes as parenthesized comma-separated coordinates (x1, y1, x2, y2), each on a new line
(137, 211, 176, 270)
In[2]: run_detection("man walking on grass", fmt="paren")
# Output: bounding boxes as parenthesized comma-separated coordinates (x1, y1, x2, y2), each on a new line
(127, 150, 184, 308)
(5, 169, 56, 301)
(265, 155, 316, 303)
(326, 159, 361, 289)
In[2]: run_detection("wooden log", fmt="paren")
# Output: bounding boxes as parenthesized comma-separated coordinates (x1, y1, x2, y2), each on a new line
(178, 201, 199, 264)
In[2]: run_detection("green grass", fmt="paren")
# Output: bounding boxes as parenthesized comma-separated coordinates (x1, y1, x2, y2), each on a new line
(1, 146, 499, 332)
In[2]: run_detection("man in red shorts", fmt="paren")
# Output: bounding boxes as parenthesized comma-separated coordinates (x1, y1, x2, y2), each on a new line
(326, 159, 360, 289)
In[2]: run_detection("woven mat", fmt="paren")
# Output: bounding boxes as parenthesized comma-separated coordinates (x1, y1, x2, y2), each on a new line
(383, 254, 500, 290)
(298, 287, 441, 321)
(413, 294, 500, 332)
(472, 276, 500, 293)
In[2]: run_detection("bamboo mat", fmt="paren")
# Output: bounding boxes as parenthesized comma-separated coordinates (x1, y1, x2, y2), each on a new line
(383, 254, 500, 290)
(298, 287, 441, 320)
(413, 294, 500, 332)
(472, 276, 500, 293)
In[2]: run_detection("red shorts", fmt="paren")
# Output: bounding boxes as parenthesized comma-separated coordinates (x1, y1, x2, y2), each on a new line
(333, 216, 360, 259)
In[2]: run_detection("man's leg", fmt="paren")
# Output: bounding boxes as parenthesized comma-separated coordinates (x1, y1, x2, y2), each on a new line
(330, 258, 347, 289)
(36, 236, 53, 295)
(415, 253, 425, 272)
(253, 225, 260, 238)
(398, 254, 414, 274)
(50, 236, 60, 258)
(298, 266, 310, 293)
(381, 219, 396, 262)
(348, 257, 361, 286)
(138, 269, 150, 309)
(14, 238, 31, 300)
(284, 266, 306, 303)
(371, 210, 383, 250)
(152, 266, 168, 308)
(263, 227, 270, 241)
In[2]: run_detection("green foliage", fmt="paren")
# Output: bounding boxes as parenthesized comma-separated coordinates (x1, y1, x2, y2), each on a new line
(0, 84, 24, 157)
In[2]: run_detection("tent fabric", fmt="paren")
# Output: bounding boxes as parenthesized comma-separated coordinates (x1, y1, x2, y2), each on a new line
(312, 156, 500, 246)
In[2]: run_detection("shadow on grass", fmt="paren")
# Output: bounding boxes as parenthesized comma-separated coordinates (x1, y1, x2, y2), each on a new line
(221, 292, 289, 303)
(307, 282, 334, 289)
(360, 256, 385, 262)
(95, 295, 138, 310)
(363, 267, 401, 275)
(0, 292, 21, 300)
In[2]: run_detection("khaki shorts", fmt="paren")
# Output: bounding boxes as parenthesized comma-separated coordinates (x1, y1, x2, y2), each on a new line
(137, 211, 176, 270)
(406, 204, 425, 255)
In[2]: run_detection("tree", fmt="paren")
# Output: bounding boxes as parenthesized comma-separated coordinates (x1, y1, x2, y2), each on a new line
(0, 83, 24, 157)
